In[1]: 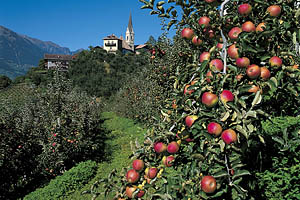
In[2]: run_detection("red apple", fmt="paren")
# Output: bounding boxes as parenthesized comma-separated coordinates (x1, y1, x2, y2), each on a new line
(202, 92, 218, 108)
(167, 141, 180, 154)
(181, 28, 194, 40)
(192, 36, 203, 46)
(221, 129, 237, 144)
(126, 187, 136, 198)
(246, 64, 261, 79)
(248, 85, 259, 93)
(228, 27, 242, 40)
(132, 159, 144, 172)
(145, 167, 158, 179)
(198, 16, 210, 27)
(216, 43, 223, 49)
(154, 142, 167, 153)
(185, 115, 198, 128)
(238, 3, 252, 16)
(209, 59, 224, 72)
(201, 176, 217, 194)
(269, 56, 282, 68)
(220, 90, 234, 103)
(242, 21, 255, 32)
(267, 5, 281, 17)
(260, 67, 271, 80)
(236, 57, 250, 68)
(206, 71, 213, 83)
(256, 22, 266, 32)
(228, 44, 239, 59)
(207, 122, 222, 136)
(200, 52, 211, 62)
(126, 169, 140, 183)
(204, 0, 216, 3)
(126, 187, 145, 198)
(162, 155, 175, 167)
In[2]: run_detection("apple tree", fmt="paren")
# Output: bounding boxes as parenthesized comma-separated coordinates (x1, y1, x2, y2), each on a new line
(96, 0, 300, 199)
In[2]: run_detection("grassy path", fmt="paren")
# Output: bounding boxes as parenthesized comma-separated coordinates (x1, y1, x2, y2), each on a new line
(65, 112, 146, 200)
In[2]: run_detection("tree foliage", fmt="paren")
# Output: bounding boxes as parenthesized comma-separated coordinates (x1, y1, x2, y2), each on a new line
(68, 47, 150, 98)
(98, 0, 300, 199)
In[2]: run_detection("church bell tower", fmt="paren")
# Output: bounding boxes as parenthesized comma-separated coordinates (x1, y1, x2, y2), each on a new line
(125, 12, 135, 51)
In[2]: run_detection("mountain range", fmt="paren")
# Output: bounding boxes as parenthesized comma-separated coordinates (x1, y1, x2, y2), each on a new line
(0, 25, 81, 79)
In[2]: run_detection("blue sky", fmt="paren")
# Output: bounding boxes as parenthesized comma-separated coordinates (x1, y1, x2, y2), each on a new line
(0, 0, 176, 51)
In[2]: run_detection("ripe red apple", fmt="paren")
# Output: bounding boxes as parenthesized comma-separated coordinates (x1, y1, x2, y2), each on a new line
(201, 176, 217, 194)
(269, 56, 282, 68)
(126, 187, 145, 198)
(207, 122, 222, 136)
(260, 67, 271, 80)
(238, 3, 252, 16)
(198, 16, 210, 27)
(167, 141, 180, 154)
(200, 52, 211, 62)
(256, 22, 266, 32)
(246, 64, 261, 79)
(221, 129, 237, 144)
(216, 43, 223, 49)
(202, 92, 218, 108)
(154, 142, 167, 153)
(236, 57, 250, 68)
(228, 27, 242, 40)
(185, 115, 198, 128)
(206, 71, 213, 83)
(242, 21, 255, 32)
(228, 44, 239, 59)
(220, 90, 234, 103)
(126, 169, 140, 183)
(126, 187, 136, 198)
(162, 155, 175, 167)
(132, 159, 144, 172)
(192, 36, 203, 46)
(248, 85, 259, 93)
(267, 5, 281, 17)
(181, 28, 194, 40)
(145, 167, 158, 179)
(209, 59, 224, 72)
(204, 0, 216, 3)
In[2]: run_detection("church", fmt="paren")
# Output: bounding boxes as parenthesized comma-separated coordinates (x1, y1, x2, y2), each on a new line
(102, 13, 147, 54)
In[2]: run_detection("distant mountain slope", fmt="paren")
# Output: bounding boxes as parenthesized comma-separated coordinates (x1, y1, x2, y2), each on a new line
(0, 25, 73, 79)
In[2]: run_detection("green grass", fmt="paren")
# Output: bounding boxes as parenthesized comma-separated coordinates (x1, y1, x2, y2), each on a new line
(62, 112, 146, 200)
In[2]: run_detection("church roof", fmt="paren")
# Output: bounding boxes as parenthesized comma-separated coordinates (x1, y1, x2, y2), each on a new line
(127, 12, 133, 32)
(122, 39, 133, 51)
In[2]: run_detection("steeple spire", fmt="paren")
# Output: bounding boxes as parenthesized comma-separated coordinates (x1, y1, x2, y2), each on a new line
(128, 12, 133, 32)
(126, 11, 135, 51)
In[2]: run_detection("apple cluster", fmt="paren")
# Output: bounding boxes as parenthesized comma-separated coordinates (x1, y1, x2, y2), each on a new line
(116, 0, 299, 198)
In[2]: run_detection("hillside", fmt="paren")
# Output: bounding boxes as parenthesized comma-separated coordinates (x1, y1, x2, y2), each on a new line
(0, 25, 73, 79)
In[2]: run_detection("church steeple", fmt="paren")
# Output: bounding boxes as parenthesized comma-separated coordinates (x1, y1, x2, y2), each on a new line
(126, 12, 134, 51)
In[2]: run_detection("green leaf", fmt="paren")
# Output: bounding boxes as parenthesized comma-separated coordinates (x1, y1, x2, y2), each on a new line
(258, 135, 265, 144)
(150, 10, 160, 15)
(236, 125, 248, 139)
(213, 170, 228, 178)
(251, 91, 262, 107)
(220, 111, 230, 122)
(157, 1, 165, 6)
(232, 169, 251, 180)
